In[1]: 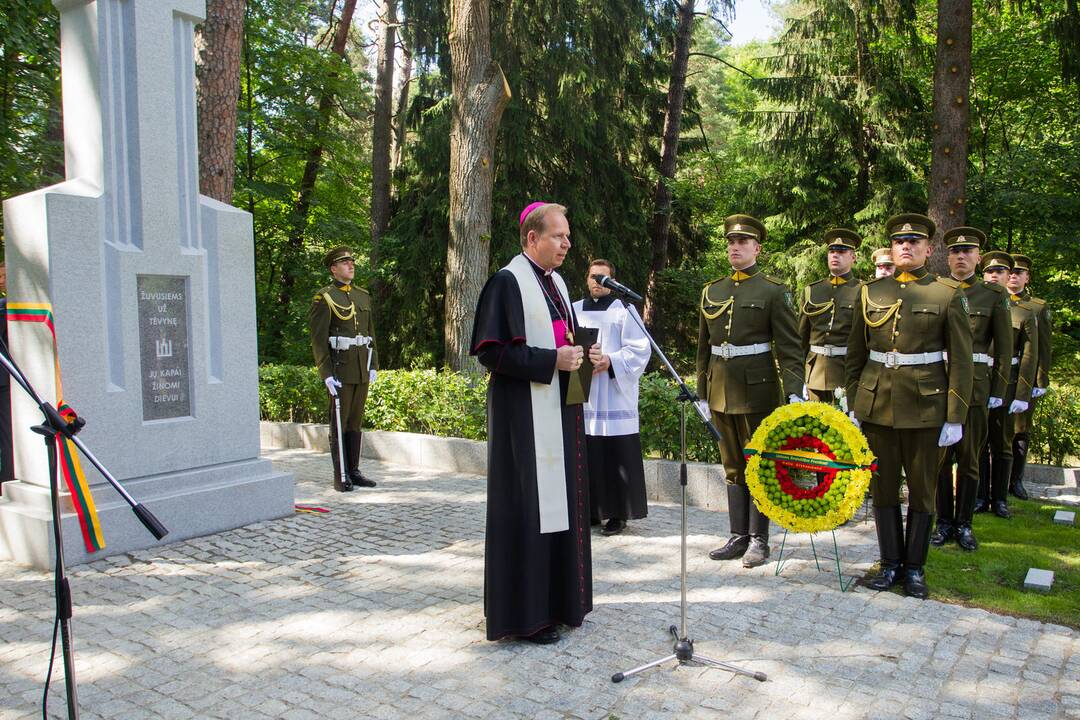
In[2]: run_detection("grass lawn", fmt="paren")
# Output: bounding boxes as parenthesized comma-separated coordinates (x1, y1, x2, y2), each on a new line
(924, 499, 1079, 627)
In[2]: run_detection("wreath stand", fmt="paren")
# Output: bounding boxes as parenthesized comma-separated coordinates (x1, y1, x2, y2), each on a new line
(773, 528, 855, 592)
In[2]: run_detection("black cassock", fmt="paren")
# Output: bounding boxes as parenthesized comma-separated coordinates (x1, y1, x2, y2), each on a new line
(470, 264, 593, 641)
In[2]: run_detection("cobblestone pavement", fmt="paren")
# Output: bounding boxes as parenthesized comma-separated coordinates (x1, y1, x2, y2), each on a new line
(2, 449, 1077, 720)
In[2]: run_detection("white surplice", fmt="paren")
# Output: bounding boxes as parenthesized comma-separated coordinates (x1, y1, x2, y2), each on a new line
(572, 295, 651, 437)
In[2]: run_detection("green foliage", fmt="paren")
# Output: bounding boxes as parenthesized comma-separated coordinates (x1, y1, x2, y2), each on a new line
(638, 374, 721, 463)
(1029, 381, 1080, 466)
(0, 0, 62, 246)
(259, 365, 487, 440)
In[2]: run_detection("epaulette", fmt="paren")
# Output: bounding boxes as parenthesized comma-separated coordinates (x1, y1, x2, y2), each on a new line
(702, 277, 725, 288)
(1018, 299, 1041, 312)
(984, 281, 1007, 294)
(762, 274, 785, 285)
(864, 275, 888, 286)
(935, 276, 962, 289)
(1026, 296, 1046, 307)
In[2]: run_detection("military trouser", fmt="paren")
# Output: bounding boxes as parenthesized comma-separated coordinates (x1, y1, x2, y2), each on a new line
(712, 410, 772, 539)
(979, 404, 1015, 504)
(328, 382, 369, 480)
(937, 394, 989, 525)
(862, 423, 942, 514)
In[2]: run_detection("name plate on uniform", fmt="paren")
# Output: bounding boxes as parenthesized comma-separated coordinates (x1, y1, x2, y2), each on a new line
(137, 275, 192, 421)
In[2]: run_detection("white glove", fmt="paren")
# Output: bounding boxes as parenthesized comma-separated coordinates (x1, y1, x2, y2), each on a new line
(788, 394, 804, 404)
(1032, 387, 1047, 399)
(369, 369, 378, 384)
(801, 384, 809, 401)
(324, 376, 342, 397)
(938, 422, 963, 447)
(847, 411, 860, 428)
(987, 396, 1003, 410)
(697, 400, 711, 418)
(1009, 399, 1030, 414)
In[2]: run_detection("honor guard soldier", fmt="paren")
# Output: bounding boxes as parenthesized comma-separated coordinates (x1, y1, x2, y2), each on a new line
(975, 251, 1038, 516)
(799, 228, 862, 403)
(309, 246, 378, 492)
(845, 213, 973, 599)
(1008, 254, 1051, 499)
(697, 215, 804, 568)
(872, 248, 895, 278)
(931, 229, 1011, 551)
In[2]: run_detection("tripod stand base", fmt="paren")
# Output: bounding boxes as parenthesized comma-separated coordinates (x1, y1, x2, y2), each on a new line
(611, 625, 767, 683)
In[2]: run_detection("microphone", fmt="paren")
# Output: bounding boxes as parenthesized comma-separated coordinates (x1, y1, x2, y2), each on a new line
(591, 274, 643, 303)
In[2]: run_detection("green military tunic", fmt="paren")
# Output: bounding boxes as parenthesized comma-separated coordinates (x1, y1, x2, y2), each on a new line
(845, 266, 974, 513)
(799, 271, 860, 401)
(937, 274, 1012, 528)
(309, 281, 378, 432)
(696, 263, 804, 486)
(1014, 289, 1051, 435)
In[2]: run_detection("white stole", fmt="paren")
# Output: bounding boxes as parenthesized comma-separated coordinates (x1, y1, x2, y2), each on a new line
(505, 254, 571, 534)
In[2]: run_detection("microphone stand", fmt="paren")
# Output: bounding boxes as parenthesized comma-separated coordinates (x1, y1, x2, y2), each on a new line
(603, 291, 767, 685)
(0, 337, 168, 720)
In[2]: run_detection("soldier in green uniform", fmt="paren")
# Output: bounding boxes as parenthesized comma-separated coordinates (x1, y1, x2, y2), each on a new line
(309, 247, 379, 492)
(930, 229, 1012, 551)
(975, 251, 1038, 517)
(799, 228, 862, 404)
(845, 213, 973, 599)
(1008, 254, 1051, 500)
(872, 248, 895, 279)
(697, 215, 805, 568)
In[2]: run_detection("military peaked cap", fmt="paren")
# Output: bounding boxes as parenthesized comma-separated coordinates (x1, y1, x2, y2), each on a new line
(943, 226, 986, 250)
(724, 215, 766, 242)
(886, 213, 935, 241)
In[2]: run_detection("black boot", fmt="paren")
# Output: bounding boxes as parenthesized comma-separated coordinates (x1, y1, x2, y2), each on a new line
(954, 459, 980, 552)
(345, 431, 377, 488)
(710, 484, 751, 560)
(1010, 434, 1031, 500)
(330, 436, 353, 492)
(866, 506, 904, 591)
(930, 521, 953, 547)
(990, 453, 1011, 518)
(902, 510, 933, 599)
(743, 502, 771, 568)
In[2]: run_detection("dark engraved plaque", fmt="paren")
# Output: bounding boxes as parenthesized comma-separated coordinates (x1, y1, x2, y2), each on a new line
(138, 275, 191, 420)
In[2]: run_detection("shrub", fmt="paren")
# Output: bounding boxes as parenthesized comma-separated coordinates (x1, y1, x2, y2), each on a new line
(259, 365, 487, 440)
(1029, 381, 1080, 466)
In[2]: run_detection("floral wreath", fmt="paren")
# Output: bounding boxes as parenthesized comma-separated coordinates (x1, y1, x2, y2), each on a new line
(743, 401, 875, 534)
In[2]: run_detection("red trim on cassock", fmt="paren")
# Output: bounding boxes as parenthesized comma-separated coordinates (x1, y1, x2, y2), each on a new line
(470, 336, 526, 354)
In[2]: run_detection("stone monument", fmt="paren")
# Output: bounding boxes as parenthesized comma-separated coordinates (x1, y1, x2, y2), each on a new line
(0, 0, 293, 568)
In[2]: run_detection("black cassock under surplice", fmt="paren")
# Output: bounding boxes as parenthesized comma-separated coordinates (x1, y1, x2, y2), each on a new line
(470, 264, 593, 641)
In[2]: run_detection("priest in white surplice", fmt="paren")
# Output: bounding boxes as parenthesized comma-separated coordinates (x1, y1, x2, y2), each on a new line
(573, 260, 651, 536)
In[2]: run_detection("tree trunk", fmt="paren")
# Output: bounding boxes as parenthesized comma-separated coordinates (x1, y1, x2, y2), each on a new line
(371, 0, 397, 267)
(642, 0, 694, 338)
(272, 0, 356, 334)
(927, 0, 972, 275)
(445, 0, 511, 373)
(195, 0, 245, 204)
(392, 49, 413, 176)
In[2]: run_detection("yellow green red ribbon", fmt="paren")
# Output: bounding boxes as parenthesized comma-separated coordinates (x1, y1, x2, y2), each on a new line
(6, 302, 104, 553)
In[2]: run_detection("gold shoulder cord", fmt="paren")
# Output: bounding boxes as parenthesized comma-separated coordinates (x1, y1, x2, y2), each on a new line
(861, 284, 903, 338)
(700, 284, 734, 321)
(321, 291, 357, 322)
(801, 286, 834, 317)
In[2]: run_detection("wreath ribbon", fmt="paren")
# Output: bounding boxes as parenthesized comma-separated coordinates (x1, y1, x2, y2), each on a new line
(6, 302, 104, 553)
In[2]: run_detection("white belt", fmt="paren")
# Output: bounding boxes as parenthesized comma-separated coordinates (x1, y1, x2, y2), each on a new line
(869, 350, 945, 369)
(711, 342, 771, 360)
(1011, 356, 1020, 366)
(810, 344, 847, 357)
(329, 335, 373, 351)
(944, 351, 995, 366)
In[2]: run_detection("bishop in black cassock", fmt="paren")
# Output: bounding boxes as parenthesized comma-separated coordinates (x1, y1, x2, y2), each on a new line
(469, 203, 593, 644)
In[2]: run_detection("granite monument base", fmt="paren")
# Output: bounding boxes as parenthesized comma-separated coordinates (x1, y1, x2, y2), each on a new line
(0, 459, 293, 568)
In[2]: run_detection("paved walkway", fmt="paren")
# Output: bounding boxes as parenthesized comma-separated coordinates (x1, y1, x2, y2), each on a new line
(1, 449, 1077, 720)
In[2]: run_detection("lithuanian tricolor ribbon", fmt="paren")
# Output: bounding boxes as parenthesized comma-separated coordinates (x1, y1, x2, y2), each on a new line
(6, 302, 105, 553)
